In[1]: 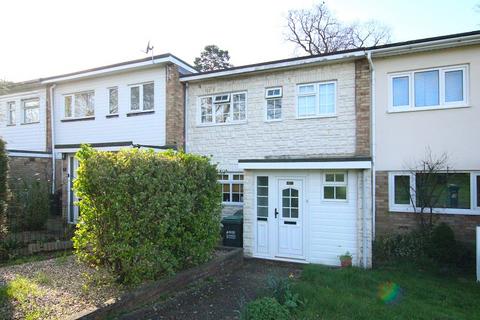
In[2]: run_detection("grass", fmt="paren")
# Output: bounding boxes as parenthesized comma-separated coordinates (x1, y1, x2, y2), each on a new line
(0, 276, 48, 320)
(292, 263, 480, 320)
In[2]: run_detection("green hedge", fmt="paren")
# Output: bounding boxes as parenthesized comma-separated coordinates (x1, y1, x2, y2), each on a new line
(0, 138, 7, 241)
(73, 145, 222, 285)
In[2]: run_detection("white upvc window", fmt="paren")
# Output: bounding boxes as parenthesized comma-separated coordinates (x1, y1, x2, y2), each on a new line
(323, 172, 347, 201)
(265, 87, 282, 121)
(130, 82, 154, 111)
(389, 65, 468, 112)
(199, 92, 247, 125)
(218, 173, 244, 204)
(297, 81, 336, 118)
(108, 87, 118, 115)
(22, 98, 40, 124)
(7, 101, 15, 125)
(64, 91, 95, 118)
(389, 171, 480, 215)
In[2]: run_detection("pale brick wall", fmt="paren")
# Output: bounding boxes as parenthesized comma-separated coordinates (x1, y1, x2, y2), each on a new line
(242, 170, 254, 257)
(356, 169, 372, 267)
(186, 61, 358, 172)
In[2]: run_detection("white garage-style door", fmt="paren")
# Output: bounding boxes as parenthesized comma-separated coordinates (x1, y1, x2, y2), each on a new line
(254, 170, 358, 266)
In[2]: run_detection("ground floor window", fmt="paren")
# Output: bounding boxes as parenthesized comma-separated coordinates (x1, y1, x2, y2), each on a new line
(218, 173, 244, 204)
(256, 176, 268, 218)
(389, 171, 478, 213)
(323, 172, 347, 200)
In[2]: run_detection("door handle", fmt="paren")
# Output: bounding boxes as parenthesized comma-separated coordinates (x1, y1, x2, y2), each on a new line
(275, 208, 279, 218)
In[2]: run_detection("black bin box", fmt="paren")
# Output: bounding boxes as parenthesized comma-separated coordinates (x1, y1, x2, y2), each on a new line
(221, 210, 243, 247)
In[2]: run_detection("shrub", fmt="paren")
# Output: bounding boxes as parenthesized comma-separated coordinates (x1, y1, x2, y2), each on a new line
(243, 297, 290, 320)
(267, 275, 303, 310)
(373, 229, 432, 263)
(73, 146, 222, 285)
(429, 222, 456, 265)
(0, 138, 7, 240)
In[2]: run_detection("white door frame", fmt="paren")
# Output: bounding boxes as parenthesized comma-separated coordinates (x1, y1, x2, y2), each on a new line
(67, 155, 79, 224)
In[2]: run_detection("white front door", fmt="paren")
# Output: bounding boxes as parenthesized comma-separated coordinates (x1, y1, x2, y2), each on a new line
(276, 178, 304, 258)
(67, 156, 79, 224)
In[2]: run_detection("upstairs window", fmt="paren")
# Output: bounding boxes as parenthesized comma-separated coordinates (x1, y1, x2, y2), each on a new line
(297, 82, 336, 118)
(22, 99, 40, 124)
(218, 173, 244, 203)
(265, 87, 282, 121)
(390, 65, 468, 111)
(108, 87, 118, 115)
(130, 82, 154, 111)
(199, 92, 246, 125)
(64, 91, 95, 118)
(323, 172, 347, 200)
(7, 101, 15, 125)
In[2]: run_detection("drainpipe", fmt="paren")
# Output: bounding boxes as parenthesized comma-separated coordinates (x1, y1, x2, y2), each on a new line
(366, 51, 375, 268)
(49, 84, 57, 194)
(184, 82, 189, 153)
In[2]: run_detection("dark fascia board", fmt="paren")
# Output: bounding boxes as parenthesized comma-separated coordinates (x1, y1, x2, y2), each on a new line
(238, 157, 372, 163)
(41, 53, 196, 82)
(180, 29, 480, 79)
(7, 149, 50, 154)
(54, 141, 176, 150)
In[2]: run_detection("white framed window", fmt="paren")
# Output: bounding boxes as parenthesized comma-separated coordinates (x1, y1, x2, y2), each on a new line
(389, 171, 479, 214)
(7, 101, 15, 125)
(323, 172, 347, 201)
(130, 82, 154, 111)
(22, 98, 40, 124)
(218, 173, 244, 204)
(389, 65, 468, 112)
(297, 81, 336, 118)
(256, 176, 269, 218)
(64, 91, 95, 118)
(265, 87, 282, 121)
(108, 87, 118, 115)
(198, 92, 247, 125)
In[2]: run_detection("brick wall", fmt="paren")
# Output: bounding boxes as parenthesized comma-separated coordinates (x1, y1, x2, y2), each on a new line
(7, 156, 52, 190)
(375, 171, 480, 243)
(165, 63, 185, 149)
(354, 59, 371, 157)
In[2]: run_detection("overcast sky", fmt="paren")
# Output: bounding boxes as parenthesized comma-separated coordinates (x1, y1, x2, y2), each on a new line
(1, 0, 479, 82)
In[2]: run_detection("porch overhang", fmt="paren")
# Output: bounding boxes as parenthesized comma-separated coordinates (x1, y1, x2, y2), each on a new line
(238, 157, 372, 170)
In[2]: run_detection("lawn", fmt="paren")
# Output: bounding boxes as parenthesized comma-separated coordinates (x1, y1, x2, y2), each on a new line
(292, 264, 480, 320)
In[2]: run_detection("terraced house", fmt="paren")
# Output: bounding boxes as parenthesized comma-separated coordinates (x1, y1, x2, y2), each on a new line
(1, 30, 479, 268)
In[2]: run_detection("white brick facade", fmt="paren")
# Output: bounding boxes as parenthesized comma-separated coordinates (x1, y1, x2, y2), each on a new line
(185, 62, 357, 171)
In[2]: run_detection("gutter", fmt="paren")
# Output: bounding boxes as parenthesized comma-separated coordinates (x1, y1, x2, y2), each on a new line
(49, 84, 56, 194)
(366, 50, 375, 268)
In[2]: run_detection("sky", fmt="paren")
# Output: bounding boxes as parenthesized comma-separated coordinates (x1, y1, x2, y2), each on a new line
(1, 0, 479, 82)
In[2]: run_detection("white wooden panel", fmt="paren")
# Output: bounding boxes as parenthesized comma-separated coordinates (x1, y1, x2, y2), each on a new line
(257, 221, 268, 254)
(53, 66, 166, 147)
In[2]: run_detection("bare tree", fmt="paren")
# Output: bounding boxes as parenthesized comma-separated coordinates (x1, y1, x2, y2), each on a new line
(403, 149, 451, 230)
(286, 2, 391, 55)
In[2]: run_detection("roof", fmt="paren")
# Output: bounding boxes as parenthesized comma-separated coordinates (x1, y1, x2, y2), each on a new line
(181, 29, 480, 81)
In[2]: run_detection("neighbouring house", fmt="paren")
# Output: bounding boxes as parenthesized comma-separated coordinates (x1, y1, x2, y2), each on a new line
(371, 31, 480, 242)
(181, 54, 373, 267)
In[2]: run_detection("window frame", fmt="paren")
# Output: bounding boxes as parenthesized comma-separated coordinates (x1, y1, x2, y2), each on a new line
(388, 171, 480, 215)
(7, 101, 16, 125)
(22, 98, 40, 124)
(265, 87, 283, 122)
(388, 64, 469, 112)
(197, 91, 247, 126)
(256, 176, 269, 219)
(296, 81, 337, 119)
(63, 91, 95, 119)
(108, 87, 119, 115)
(129, 82, 155, 112)
(322, 171, 348, 202)
(218, 172, 244, 205)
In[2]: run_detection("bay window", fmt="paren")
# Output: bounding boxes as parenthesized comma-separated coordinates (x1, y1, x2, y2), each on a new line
(390, 65, 468, 111)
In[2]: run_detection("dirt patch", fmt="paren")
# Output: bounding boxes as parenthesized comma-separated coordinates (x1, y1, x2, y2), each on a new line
(123, 258, 303, 320)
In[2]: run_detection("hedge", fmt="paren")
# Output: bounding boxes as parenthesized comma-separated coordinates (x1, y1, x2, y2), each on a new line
(0, 138, 7, 242)
(73, 145, 222, 285)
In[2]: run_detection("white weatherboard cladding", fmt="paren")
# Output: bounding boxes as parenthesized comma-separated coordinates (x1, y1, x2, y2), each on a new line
(186, 62, 356, 172)
(53, 66, 166, 147)
(0, 90, 47, 151)
(245, 169, 360, 266)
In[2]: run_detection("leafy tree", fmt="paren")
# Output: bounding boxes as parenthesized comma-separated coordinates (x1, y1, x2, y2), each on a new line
(286, 2, 391, 55)
(194, 45, 233, 72)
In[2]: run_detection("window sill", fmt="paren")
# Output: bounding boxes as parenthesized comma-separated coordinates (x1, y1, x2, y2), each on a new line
(6, 124, 16, 127)
(387, 104, 470, 114)
(126, 110, 155, 117)
(296, 114, 337, 120)
(389, 206, 480, 216)
(20, 121, 40, 125)
(265, 119, 283, 123)
(61, 116, 95, 122)
(222, 202, 244, 206)
(197, 120, 247, 127)
(106, 114, 119, 119)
